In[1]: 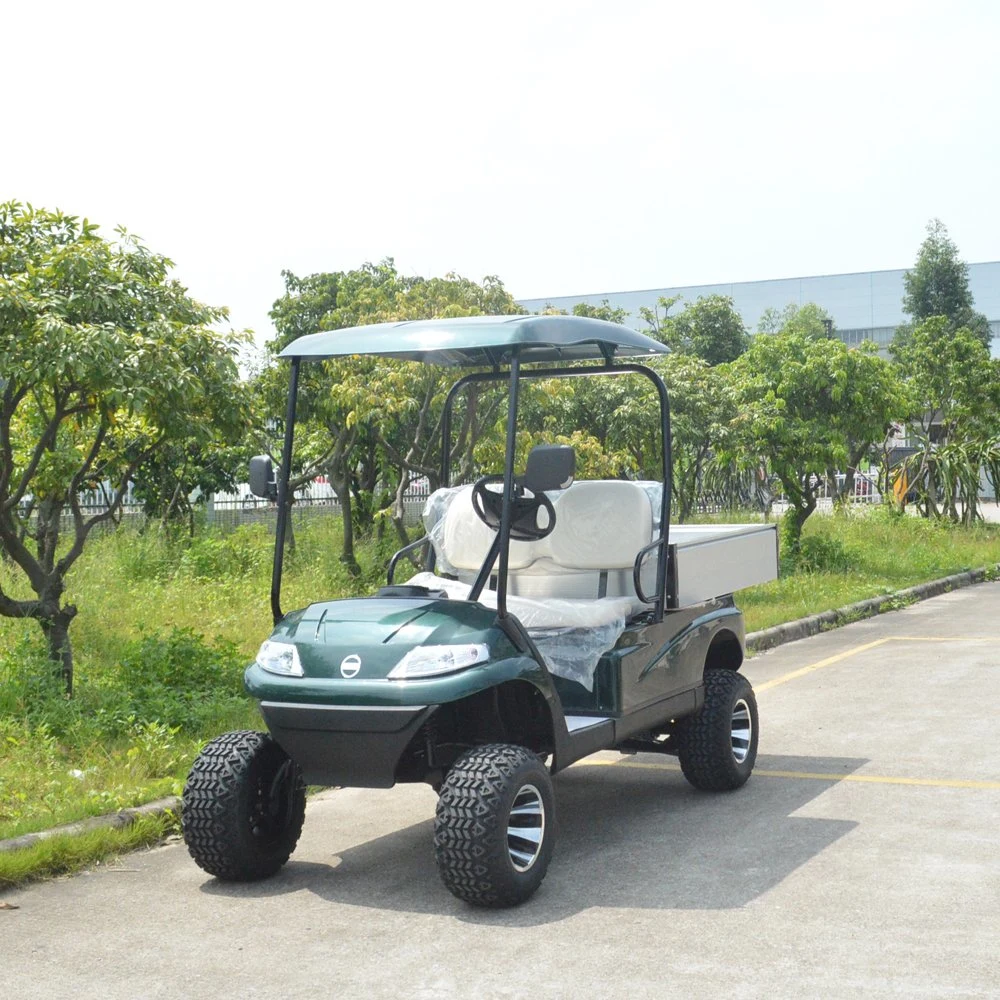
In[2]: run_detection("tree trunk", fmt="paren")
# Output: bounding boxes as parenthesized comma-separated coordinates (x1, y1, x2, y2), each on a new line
(780, 495, 816, 564)
(39, 608, 76, 695)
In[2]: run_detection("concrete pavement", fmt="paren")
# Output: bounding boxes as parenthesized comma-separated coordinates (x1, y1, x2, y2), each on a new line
(4, 585, 1000, 998)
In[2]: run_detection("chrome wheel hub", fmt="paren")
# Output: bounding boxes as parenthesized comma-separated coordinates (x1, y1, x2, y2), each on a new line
(731, 698, 752, 764)
(507, 784, 545, 872)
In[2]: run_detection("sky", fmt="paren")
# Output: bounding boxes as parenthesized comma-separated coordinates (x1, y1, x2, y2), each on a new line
(5, 0, 999, 346)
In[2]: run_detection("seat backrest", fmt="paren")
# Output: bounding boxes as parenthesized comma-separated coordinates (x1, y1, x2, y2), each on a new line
(546, 481, 652, 570)
(439, 486, 539, 572)
(435, 481, 653, 601)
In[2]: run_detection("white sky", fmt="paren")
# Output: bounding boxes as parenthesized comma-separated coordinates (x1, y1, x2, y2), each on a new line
(5, 0, 999, 344)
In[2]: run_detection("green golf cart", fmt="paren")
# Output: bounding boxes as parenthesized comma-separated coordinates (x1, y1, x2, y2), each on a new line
(182, 315, 778, 907)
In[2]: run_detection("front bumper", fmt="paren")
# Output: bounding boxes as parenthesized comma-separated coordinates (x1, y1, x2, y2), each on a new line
(260, 701, 433, 787)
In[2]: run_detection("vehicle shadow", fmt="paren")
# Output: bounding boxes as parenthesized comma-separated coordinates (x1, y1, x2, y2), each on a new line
(198, 752, 865, 926)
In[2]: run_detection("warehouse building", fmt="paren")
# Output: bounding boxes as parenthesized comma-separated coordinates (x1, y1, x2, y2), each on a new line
(518, 262, 1000, 356)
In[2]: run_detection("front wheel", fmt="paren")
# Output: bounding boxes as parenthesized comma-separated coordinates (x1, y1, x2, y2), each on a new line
(435, 744, 555, 908)
(182, 730, 306, 881)
(676, 669, 759, 791)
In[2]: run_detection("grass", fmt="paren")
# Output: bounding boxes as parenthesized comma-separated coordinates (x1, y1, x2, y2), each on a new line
(0, 813, 177, 891)
(0, 516, 394, 847)
(735, 505, 1000, 631)
(2, 502, 1000, 888)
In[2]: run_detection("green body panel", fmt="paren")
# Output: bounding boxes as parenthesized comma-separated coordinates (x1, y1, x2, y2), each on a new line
(554, 599, 744, 716)
(245, 593, 744, 786)
(245, 597, 543, 706)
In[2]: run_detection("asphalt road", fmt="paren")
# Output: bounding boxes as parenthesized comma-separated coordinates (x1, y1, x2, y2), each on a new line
(5, 585, 1000, 999)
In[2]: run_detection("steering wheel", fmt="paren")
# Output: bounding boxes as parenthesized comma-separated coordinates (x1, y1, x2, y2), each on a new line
(471, 475, 556, 541)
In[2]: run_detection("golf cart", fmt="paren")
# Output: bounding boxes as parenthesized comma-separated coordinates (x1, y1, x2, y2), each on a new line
(182, 315, 778, 907)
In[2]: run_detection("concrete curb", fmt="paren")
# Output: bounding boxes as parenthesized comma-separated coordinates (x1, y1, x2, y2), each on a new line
(0, 797, 181, 855)
(3, 565, 997, 856)
(746, 566, 995, 654)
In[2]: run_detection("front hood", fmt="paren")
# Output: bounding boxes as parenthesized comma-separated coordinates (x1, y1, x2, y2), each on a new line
(266, 597, 500, 680)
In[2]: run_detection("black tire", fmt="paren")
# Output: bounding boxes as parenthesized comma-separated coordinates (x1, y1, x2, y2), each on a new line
(676, 669, 758, 791)
(182, 730, 306, 881)
(435, 744, 555, 908)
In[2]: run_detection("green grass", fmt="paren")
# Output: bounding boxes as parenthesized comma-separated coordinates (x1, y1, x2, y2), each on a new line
(2, 503, 1000, 885)
(0, 813, 177, 891)
(0, 516, 392, 843)
(735, 505, 1000, 631)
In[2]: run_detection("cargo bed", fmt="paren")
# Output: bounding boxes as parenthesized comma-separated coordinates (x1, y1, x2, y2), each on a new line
(669, 523, 778, 606)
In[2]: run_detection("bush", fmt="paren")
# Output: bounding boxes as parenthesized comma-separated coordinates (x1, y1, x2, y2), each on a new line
(785, 533, 854, 574)
(178, 524, 270, 580)
(104, 628, 249, 734)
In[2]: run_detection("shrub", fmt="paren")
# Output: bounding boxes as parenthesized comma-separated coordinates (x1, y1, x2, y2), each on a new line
(107, 627, 249, 733)
(785, 533, 854, 574)
(178, 524, 270, 580)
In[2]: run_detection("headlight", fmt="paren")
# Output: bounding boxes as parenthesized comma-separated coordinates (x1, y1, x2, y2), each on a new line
(388, 643, 489, 680)
(256, 639, 303, 677)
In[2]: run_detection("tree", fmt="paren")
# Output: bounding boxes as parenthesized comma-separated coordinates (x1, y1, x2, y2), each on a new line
(897, 219, 991, 350)
(645, 295, 750, 365)
(265, 261, 521, 569)
(757, 302, 835, 340)
(607, 355, 729, 521)
(571, 299, 629, 325)
(131, 435, 249, 532)
(890, 317, 1000, 522)
(0, 203, 246, 692)
(722, 332, 905, 558)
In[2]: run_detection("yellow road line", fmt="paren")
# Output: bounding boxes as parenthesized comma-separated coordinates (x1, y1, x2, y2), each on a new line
(753, 635, 999, 693)
(889, 636, 1000, 642)
(575, 758, 1000, 790)
(754, 637, 891, 692)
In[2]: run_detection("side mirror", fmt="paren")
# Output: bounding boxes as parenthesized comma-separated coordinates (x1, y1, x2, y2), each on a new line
(249, 455, 277, 500)
(520, 444, 576, 493)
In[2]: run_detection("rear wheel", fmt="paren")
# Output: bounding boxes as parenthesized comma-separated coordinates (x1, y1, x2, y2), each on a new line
(434, 743, 555, 908)
(182, 730, 306, 881)
(676, 669, 758, 791)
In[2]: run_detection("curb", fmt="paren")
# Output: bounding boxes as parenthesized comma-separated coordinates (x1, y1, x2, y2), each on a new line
(3, 566, 997, 856)
(746, 566, 995, 654)
(0, 797, 181, 855)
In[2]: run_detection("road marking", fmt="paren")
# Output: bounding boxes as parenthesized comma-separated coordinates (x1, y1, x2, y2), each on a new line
(753, 635, 999, 693)
(753, 637, 890, 692)
(575, 758, 1000, 790)
(890, 636, 1000, 642)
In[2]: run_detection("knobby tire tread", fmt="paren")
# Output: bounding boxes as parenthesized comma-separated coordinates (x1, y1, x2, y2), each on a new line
(435, 743, 553, 908)
(676, 669, 758, 791)
(182, 729, 305, 881)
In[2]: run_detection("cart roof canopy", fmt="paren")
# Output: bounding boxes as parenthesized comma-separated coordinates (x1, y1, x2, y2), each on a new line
(277, 314, 669, 367)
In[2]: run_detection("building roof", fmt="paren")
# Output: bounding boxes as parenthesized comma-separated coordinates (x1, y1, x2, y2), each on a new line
(518, 261, 1000, 336)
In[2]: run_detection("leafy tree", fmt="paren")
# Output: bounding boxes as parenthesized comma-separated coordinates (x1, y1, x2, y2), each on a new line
(898, 220, 991, 350)
(131, 435, 250, 533)
(607, 355, 729, 521)
(638, 294, 682, 343)
(265, 261, 520, 569)
(0, 203, 246, 692)
(890, 317, 1000, 522)
(757, 302, 835, 340)
(722, 332, 905, 558)
(646, 295, 750, 365)
(571, 299, 629, 325)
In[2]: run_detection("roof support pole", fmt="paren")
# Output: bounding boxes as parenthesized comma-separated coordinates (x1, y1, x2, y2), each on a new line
(271, 357, 300, 624)
(494, 354, 521, 619)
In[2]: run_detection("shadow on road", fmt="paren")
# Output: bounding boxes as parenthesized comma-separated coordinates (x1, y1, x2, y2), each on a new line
(199, 752, 865, 926)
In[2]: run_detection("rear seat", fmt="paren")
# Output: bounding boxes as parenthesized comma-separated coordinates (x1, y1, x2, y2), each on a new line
(409, 480, 655, 629)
